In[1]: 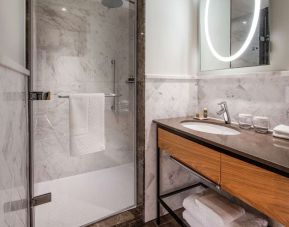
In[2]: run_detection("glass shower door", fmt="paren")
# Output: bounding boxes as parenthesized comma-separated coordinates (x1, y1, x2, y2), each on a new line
(30, 0, 136, 226)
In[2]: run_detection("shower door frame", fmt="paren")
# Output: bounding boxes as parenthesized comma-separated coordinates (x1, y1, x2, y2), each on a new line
(26, 0, 142, 226)
(26, 0, 33, 226)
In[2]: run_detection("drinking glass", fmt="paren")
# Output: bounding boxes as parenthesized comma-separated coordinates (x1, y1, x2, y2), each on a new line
(253, 116, 270, 133)
(238, 114, 253, 129)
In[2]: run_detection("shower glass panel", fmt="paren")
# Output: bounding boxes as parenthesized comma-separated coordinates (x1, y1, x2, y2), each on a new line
(31, 0, 136, 226)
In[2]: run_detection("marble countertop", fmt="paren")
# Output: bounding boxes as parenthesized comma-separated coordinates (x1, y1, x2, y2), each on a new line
(154, 117, 289, 176)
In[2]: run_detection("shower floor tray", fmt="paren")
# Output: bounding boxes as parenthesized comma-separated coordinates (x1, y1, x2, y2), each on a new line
(34, 163, 135, 227)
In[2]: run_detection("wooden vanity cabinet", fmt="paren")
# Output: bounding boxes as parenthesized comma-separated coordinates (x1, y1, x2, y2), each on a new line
(157, 127, 289, 226)
(221, 154, 289, 226)
(158, 128, 221, 184)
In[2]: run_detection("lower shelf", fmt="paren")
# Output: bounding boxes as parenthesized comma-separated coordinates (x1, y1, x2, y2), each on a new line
(158, 182, 206, 227)
(158, 198, 188, 227)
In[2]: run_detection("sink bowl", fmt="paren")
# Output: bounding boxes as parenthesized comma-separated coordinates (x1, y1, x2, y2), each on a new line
(181, 122, 240, 136)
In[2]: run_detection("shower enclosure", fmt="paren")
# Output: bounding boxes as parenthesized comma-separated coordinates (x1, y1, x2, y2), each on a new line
(29, 0, 137, 226)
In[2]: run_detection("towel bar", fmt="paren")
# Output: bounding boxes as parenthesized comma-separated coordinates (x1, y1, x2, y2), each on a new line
(58, 93, 121, 98)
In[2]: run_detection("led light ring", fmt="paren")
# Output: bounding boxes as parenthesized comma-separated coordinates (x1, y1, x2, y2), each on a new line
(204, 0, 261, 62)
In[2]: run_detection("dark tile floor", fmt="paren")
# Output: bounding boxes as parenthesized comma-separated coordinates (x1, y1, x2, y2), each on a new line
(143, 218, 179, 227)
(142, 210, 182, 227)
(88, 209, 182, 227)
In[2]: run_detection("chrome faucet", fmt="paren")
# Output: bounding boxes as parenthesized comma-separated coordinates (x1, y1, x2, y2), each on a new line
(217, 101, 231, 124)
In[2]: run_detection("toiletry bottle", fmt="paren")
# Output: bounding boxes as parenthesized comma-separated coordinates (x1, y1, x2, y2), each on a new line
(203, 108, 208, 118)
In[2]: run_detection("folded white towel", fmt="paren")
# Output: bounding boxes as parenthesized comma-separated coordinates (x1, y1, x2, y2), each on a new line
(273, 124, 289, 135)
(183, 190, 224, 227)
(183, 188, 210, 208)
(183, 210, 204, 227)
(196, 192, 245, 226)
(231, 212, 268, 227)
(70, 93, 105, 156)
(273, 124, 289, 140)
(183, 210, 268, 227)
(183, 189, 211, 213)
(273, 131, 289, 140)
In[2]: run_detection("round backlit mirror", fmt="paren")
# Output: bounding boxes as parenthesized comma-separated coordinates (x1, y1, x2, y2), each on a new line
(204, 0, 261, 62)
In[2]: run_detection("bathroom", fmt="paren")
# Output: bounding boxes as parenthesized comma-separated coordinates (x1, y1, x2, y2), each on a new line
(0, 0, 288, 226)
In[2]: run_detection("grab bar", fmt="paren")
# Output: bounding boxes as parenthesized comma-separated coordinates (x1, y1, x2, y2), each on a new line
(58, 93, 121, 99)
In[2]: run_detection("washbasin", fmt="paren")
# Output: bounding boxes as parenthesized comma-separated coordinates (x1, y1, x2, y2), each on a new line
(181, 121, 240, 136)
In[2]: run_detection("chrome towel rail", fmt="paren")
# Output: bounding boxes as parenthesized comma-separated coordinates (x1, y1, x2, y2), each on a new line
(58, 93, 121, 99)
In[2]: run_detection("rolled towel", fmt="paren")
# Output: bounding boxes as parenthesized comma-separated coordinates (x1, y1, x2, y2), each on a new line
(273, 124, 289, 140)
(183, 210, 204, 227)
(196, 191, 245, 226)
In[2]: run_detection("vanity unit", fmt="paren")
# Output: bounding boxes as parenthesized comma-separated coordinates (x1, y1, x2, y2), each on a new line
(154, 117, 289, 227)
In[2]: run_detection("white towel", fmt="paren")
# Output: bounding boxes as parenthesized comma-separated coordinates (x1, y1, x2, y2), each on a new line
(183, 190, 219, 227)
(273, 124, 289, 140)
(183, 189, 211, 210)
(183, 210, 204, 227)
(231, 213, 268, 227)
(70, 93, 105, 156)
(196, 192, 245, 226)
(183, 210, 268, 227)
(183, 190, 245, 227)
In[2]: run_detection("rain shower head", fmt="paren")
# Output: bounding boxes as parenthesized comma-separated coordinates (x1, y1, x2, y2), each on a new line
(101, 0, 123, 8)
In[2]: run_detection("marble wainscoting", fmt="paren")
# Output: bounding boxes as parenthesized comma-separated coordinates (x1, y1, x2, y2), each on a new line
(198, 71, 289, 128)
(0, 65, 28, 227)
(145, 78, 199, 222)
(33, 0, 135, 182)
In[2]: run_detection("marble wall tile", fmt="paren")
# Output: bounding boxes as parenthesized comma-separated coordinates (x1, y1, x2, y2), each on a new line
(33, 0, 136, 183)
(198, 71, 289, 227)
(0, 65, 28, 227)
(145, 79, 200, 222)
(198, 72, 289, 128)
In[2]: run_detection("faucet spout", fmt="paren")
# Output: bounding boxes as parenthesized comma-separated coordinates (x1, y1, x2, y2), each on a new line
(216, 101, 231, 124)
(216, 108, 225, 116)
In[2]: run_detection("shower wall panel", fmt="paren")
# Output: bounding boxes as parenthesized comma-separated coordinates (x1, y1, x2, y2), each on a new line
(0, 65, 28, 227)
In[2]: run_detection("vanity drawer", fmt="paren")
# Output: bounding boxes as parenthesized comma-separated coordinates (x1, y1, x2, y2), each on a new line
(221, 154, 289, 226)
(158, 128, 221, 184)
